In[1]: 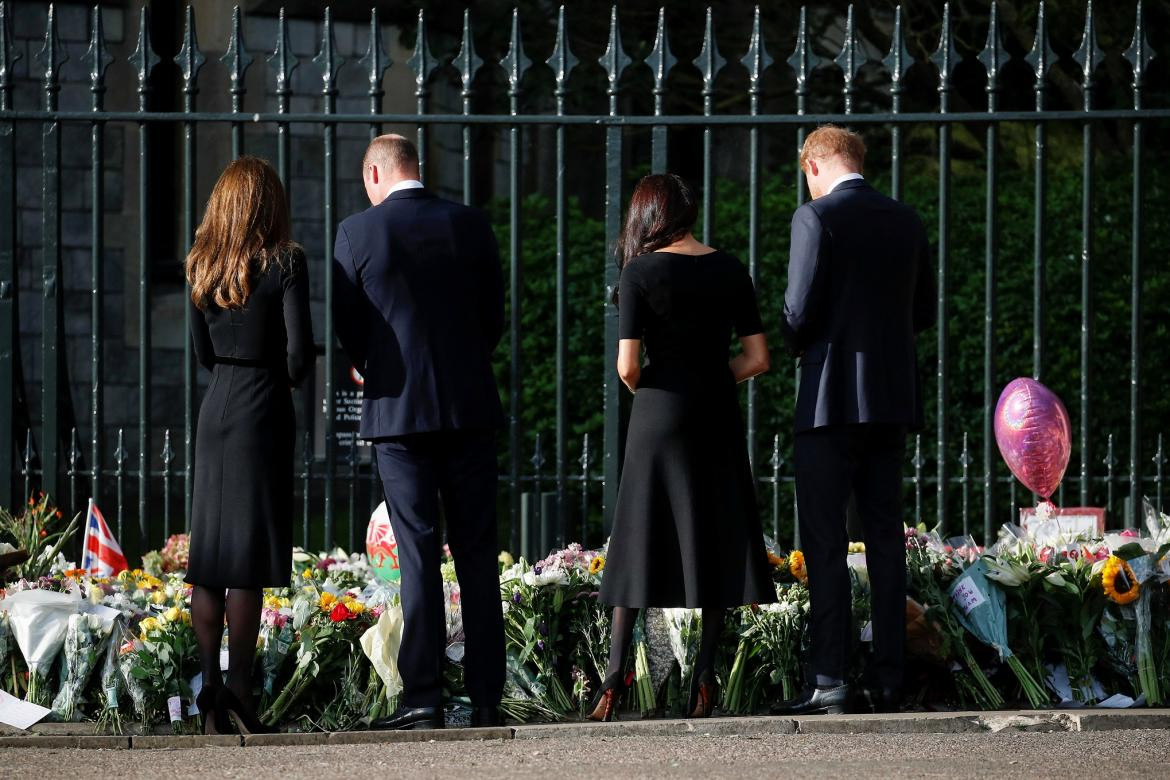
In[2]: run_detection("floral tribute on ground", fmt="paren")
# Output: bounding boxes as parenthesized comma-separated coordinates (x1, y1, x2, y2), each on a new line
(1, 497, 1169, 732)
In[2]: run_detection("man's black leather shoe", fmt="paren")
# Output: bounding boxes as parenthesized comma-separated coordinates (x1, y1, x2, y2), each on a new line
(371, 705, 444, 731)
(770, 684, 850, 715)
(861, 686, 902, 714)
(469, 706, 502, 728)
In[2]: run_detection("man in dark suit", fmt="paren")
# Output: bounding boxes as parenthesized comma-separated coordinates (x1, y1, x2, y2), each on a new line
(333, 135, 505, 730)
(772, 125, 935, 715)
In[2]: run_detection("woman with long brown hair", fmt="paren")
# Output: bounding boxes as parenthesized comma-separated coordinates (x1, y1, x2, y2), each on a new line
(591, 174, 774, 720)
(185, 156, 314, 734)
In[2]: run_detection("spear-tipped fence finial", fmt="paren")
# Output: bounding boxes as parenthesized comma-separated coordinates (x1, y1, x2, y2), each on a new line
(741, 5, 772, 95)
(312, 6, 344, 96)
(547, 5, 578, 97)
(694, 6, 725, 95)
(787, 5, 821, 94)
(359, 8, 392, 99)
(502, 8, 532, 98)
(267, 7, 299, 98)
(174, 4, 204, 97)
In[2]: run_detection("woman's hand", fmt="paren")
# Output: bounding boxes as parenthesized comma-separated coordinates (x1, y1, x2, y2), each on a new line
(730, 333, 770, 383)
(617, 338, 642, 393)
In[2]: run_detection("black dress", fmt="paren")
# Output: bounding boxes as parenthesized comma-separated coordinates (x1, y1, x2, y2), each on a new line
(599, 250, 775, 609)
(186, 249, 315, 589)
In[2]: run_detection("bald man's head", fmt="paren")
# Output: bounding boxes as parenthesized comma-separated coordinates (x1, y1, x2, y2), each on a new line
(362, 134, 421, 205)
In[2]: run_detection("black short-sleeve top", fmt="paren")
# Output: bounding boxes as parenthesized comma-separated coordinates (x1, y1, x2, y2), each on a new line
(618, 249, 763, 378)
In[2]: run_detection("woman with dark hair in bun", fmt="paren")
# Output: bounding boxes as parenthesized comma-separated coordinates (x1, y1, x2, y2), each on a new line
(590, 173, 774, 721)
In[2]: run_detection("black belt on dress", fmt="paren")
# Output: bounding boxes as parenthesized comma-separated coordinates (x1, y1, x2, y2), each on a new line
(213, 355, 273, 368)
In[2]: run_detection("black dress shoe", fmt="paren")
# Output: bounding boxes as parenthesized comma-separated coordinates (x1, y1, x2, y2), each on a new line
(861, 686, 902, 714)
(770, 685, 850, 715)
(371, 705, 444, 731)
(469, 706, 502, 728)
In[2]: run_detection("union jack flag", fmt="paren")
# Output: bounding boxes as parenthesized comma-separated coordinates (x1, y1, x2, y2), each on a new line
(81, 499, 128, 577)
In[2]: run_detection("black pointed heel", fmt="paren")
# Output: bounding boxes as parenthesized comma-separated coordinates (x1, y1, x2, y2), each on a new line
(216, 687, 272, 735)
(196, 685, 224, 735)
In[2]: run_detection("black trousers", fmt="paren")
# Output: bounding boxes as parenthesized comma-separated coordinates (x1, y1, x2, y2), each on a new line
(794, 423, 907, 690)
(373, 429, 505, 709)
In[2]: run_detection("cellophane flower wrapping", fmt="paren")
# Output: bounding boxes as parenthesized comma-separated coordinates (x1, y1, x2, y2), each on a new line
(51, 612, 107, 720)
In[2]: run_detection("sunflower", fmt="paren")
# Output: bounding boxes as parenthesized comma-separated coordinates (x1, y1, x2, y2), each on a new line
(1102, 556, 1140, 605)
(789, 550, 808, 584)
(588, 555, 605, 575)
(319, 591, 338, 611)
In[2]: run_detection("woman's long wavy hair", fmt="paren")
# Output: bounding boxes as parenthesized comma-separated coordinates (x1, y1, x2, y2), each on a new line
(186, 156, 294, 310)
(616, 173, 698, 272)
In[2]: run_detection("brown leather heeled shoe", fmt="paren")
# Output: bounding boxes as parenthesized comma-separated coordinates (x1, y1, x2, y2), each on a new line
(586, 671, 632, 722)
(686, 671, 717, 718)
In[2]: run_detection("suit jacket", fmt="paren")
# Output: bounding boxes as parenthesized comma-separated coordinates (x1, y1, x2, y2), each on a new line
(332, 188, 505, 439)
(780, 179, 936, 434)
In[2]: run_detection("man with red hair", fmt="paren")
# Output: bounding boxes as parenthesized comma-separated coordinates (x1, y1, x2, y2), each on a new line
(774, 125, 936, 716)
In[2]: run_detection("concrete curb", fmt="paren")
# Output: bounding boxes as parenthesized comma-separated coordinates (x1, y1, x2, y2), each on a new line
(2, 710, 1168, 748)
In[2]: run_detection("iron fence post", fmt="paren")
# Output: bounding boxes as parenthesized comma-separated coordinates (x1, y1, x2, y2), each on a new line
(1073, 1, 1103, 508)
(129, 5, 158, 552)
(601, 6, 630, 535)
(0, 2, 20, 509)
(1123, 1, 1152, 528)
(931, 3, 958, 534)
(549, 6, 576, 547)
(176, 3, 203, 531)
(38, 4, 66, 507)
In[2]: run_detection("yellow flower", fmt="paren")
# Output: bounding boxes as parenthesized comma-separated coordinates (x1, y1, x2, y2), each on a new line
(163, 606, 181, 623)
(302, 568, 314, 579)
(498, 551, 515, 569)
(588, 555, 605, 575)
(319, 592, 337, 611)
(265, 596, 284, 611)
(139, 617, 160, 634)
(1102, 556, 1140, 605)
(789, 550, 808, 584)
(151, 591, 167, 605)
(180, 610, 192, 625)
(343, 597, 365, 616)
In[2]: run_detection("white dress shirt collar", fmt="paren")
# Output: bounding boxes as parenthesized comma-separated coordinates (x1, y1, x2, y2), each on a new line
(827, 172, 864, 194)
(383, 179, 425, 200)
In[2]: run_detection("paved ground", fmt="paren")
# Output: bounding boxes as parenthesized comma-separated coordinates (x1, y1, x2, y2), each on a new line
(2, 728, 1168, 779)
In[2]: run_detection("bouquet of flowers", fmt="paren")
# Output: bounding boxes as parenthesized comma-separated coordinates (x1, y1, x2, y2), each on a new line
(947, 559, 1049, 708)
(724, 583, 809, 712)
(906, 533, 1003, 709)
(0, 494, 80, 581)
(1037, 546, 1106, 704)
(51, 610, 116, 720)
(261, 587, 375, 727)
(125, 606, 198, 730)
(258, 595, 295, 698)
(159, 534, 190, 573)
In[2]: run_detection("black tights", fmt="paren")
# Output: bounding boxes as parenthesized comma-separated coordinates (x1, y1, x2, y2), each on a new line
(191, 586, 262, 711)
(602, 607, 725, 686)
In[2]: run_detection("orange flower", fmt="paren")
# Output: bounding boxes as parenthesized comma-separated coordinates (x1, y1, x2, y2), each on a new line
(789, 550, 808, 584)
(767, 552, 786, 568)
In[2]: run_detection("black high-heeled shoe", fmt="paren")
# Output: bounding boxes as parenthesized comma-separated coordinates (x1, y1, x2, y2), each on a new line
(686, 669, 717, 718)
(196, 685, 224, 735)
(217, 687, 273, 735)
(586, 670, 633, 722)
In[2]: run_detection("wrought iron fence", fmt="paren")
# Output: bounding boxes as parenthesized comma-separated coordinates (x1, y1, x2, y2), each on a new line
(0, 1, 1167, 562)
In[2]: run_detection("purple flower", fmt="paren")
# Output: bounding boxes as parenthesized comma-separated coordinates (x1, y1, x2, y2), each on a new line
(538, 621, 548, 636)
(536, 640, 545, 651)
(533, 565, 543, 575)
(512, 589, 522, 604)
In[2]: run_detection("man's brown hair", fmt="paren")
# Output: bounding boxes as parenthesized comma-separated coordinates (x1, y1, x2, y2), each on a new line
(364, 134, 420, 177)
(799, 125, 866, 173)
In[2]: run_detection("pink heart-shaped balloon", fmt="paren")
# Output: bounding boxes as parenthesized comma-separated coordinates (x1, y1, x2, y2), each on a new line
(993, 378, 1072, 500)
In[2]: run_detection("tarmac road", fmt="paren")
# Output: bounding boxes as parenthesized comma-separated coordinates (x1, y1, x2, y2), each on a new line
(2, 729, 1167, 780)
